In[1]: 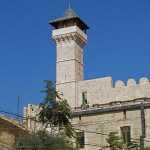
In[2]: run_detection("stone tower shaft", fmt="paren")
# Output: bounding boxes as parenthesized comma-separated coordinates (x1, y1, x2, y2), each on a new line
(52, 26, 87, 108)
(52, 26, 87, 84)
(49, 7, 89, 108)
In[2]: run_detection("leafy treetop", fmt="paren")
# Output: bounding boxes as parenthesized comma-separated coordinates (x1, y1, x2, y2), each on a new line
(39, 80, 74, 138)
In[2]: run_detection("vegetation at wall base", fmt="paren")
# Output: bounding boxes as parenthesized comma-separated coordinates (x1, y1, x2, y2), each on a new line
(13, 130, 78, 150)
(13, 80, 77, 149)
(100, 132, 140, 150)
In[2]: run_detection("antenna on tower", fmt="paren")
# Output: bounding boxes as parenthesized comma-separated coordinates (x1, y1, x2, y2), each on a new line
(17, 89, 20, 119)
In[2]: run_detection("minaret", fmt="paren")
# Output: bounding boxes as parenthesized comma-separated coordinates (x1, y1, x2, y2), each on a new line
(49, 5, 89, 108)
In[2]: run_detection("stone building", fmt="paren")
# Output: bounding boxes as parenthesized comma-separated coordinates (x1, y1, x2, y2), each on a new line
(0, 114, 28, 150)
(23, 6, 150, 150)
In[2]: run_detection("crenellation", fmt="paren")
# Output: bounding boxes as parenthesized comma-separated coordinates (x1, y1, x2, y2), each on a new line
(139, 77, 149, 85)
(127, 78, 136, 86)
(115, 80, 125, 87)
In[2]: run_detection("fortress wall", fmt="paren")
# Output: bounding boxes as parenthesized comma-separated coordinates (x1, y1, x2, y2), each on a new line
(77, 77, 150, 107)
(77, 77, 113, 107)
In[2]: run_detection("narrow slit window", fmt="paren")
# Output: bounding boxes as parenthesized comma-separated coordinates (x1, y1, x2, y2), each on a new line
(123, 110, 126, 119)
(82, 92, 87, 105)
(79, 116, 81, 120)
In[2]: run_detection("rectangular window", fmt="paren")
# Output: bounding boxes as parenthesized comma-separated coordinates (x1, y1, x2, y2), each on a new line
(121, 126, 131, 143)
(82, 92, 87, 105)
(76, 132, 85, 149)
(123, 110, 126, 119)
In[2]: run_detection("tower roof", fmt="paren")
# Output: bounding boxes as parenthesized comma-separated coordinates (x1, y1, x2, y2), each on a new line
(63, 8, 77, 18)
(49, 7, 90, 30)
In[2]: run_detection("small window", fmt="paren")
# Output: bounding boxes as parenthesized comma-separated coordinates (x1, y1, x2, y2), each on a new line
(79, 116, 81, 120)
(76, 132, 85, 149)
(121, 126, 131, 143)
(123, 110, 126, 119)
(82, 92, 87, 105)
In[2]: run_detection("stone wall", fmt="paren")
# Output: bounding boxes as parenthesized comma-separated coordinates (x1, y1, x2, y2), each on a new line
(72, 105, 150, 150)
(23, 101, 150, 150)
(0, 114, 27, 150)
(76, 77, 150, 108)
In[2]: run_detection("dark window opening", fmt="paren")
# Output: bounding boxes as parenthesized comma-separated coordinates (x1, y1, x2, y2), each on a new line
(76, 132, 84, 148)
(82, 92, 87, 105)
(123, 110, 126, 119)
(79, 116, 81, 120)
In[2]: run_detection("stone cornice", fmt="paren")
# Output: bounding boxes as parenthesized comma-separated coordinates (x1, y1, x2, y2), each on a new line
(52, 32, 87, 46)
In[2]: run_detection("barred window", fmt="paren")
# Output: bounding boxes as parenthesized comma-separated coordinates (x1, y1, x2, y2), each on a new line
(121, 126, 131, 143)
(76, 132, 85, 148)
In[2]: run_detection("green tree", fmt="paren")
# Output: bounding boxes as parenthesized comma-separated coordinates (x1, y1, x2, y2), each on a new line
(106, 132, 123, 150)
(100, 132, 140, 150)
(39, 80, 74, 137)
(13, 130, 77, 150)
(126, 141, 140, 150)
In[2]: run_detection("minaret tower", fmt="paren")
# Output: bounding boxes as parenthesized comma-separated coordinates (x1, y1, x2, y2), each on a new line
(49, 5, 89, 108)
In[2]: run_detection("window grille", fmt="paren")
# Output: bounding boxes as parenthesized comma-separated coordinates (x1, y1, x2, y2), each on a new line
(121, 126, 131, 143)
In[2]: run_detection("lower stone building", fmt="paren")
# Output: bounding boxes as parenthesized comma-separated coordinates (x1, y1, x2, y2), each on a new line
(0, 114, 28, 150)
(71, 99, 150, 149)
(23, 98, 150, 150)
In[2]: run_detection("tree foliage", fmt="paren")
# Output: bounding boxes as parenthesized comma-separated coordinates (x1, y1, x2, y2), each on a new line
(39, 80, 74, 137)
(13, 130, 77, 150)
(106, 132, 123, 150)
(126, 141, 140, 150)
(100, 132, 140, 150)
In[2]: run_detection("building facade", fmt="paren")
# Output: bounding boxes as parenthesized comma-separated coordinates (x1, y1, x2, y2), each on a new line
(23, 6, 150, 150)
(0, 114, 28, 150)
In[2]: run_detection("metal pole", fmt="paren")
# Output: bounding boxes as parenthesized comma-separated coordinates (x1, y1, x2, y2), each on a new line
(140, 103, 146, 150)
(17, 89, 20, 119)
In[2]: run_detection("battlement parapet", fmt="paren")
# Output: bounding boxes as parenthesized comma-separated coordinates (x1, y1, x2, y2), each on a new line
(115, 80, 125, 87)
(115, 77, 149, 87)
(77, 77, 150, 107)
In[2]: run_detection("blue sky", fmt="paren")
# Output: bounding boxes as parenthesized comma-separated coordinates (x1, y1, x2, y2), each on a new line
(0, 0, 150, 117)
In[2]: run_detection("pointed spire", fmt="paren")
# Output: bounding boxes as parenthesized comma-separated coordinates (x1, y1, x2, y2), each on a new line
(69, 2, 71, 9)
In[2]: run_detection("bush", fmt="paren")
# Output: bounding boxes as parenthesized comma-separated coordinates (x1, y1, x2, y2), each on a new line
(13, 130, 78, 150)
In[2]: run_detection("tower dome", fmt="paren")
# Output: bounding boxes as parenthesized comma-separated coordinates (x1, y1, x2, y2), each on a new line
(49, 5, 89, 30)
(62, 8, 77, 18)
